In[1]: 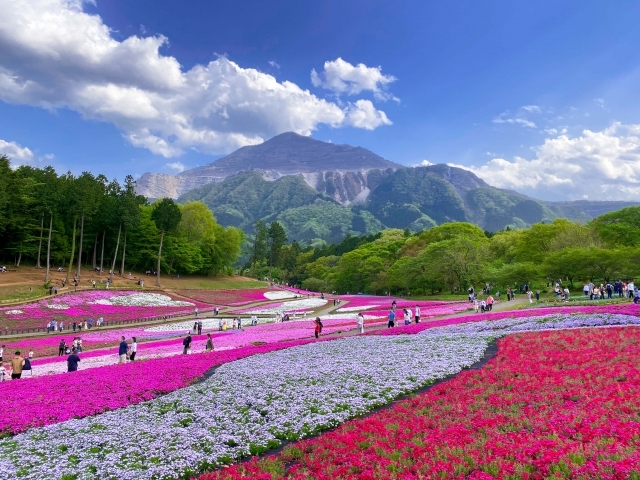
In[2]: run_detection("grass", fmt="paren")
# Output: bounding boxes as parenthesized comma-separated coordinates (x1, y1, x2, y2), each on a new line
(159, 276, 266, 290)
(0, 285, 47, 303)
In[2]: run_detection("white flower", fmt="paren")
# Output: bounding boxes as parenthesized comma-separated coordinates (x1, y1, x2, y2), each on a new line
(46, 304, 69, 310)
(336, 305, 380, 312)
(92, 293, 194, 307)
(5, 310, 23, 315)
(245, 298, 327, 315)
(263, 291, 297, 300)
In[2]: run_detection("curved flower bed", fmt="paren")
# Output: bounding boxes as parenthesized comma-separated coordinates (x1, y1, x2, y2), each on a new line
(205, 326, 640, 479)
(0, 334, 490, 479)
(0, 339, 316, 435)
(0, 291, 210, 330)
(236, 298, 328, 314)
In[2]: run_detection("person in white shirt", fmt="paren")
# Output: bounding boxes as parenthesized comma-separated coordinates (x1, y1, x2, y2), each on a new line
(414, 305, 421, 323)
(628, 282, 635, 298)
(357, 313, 364, 333)
(129, 337, 137, 362)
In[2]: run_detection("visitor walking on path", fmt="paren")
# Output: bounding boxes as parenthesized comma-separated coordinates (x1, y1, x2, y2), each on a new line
(205, 333, 214, 352)
(58, 339, 66, 356)
(129, 337, 137, 362)
(197, 321, 202, 335)
(118, 336, 128, 364)
(357, 313, 364, 334)
(10, 351, 24, 380)
(388, 309, 396, 328)
(414, 305, 421, 323)
(183, 333, 192, 354)
(67, 351, 80, 372)
(403, 309, 411, 326)
(314, 317, 323, 339)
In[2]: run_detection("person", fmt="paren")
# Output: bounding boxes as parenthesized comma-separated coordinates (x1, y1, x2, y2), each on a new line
(480, 300, 487, 313)
(22, 356, 32, 376)
(473, 297, 479, 313)
(193, 321, 198, 334)
(205, 333, 214, 352)
(67, 351, 81, 372)
(59, 321, 64, 332)
(195, 307, 199, 318)
(58, 339, 66, 356)
(527, 290, 533, 304)
(183, 333, 192, 354)
(391, 300, 397, 310)
(72, 321, 77, 332)
(28, 350, 34, 359)
(487, 295, 494, 311)
(535, 290, 540, 301)
(0, 344, 4, 363)
(314, 317, 322, 339)
(129, 337, 137, 362)
(197, 321, 203, 335)
(357, 312, 364, 334)
(83, 320, 88, 331)
(232, 318, 237, 330)
(222, 320, 227, 331)
(388, 309, 396, 328)
(87, 318, 93, 329)
(237, 317, 242, 329)
(214, 306, 219, 316)
(414, 305, 421, 324)
(118, 336, 128, 364)
(403, 309, 411, 326)
(10, 351, 25, 380)
(218, 318, 223, 331)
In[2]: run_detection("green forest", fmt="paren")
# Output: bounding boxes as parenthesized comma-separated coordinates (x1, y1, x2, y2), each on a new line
(249, 207, 640, 296)
(0, 156, 244, 282)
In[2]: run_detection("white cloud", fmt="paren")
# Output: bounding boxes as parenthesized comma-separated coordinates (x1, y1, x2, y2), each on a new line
(0, 0, 392, 159)
(344, 99, 392, 129)
(268, 60, 280, 69)
(416, 159, 434, 166)
(493, 117, 537, 128)
(521, 105, 542, 114)
(454, 123, 640, 200)
(0, 139, 53, 167)
(311, 57, 398, 102)
(165, 161, 186, 173)
(595, 98, 605, 108)
(0, 139, 34, 162)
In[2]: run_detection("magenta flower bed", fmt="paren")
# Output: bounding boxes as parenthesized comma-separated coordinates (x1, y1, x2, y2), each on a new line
(0, 290, 211, 330)
(372, 302, 640, 336)
(0, 339, 319, 435)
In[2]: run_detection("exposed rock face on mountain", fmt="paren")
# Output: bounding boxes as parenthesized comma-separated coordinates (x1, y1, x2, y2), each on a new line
(136, 132, 400, 203)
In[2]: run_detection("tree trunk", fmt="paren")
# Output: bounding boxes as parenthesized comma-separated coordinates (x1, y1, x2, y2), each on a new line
(110, 224, 121, 283)
(66, 217, 78, 283)
(99, 230, 105, 276)
(120, 231, 127, 277)
(16, 249, 22, 267)
(45, 214, 53, 282)
(76, 214, 84, 279)
(36, 213, 44, 268)
(156, 230, 165, 287)
(92, 235, 97, 270)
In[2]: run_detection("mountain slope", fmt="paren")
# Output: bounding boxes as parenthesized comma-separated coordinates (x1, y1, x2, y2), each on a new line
(137, 132, 399, 203)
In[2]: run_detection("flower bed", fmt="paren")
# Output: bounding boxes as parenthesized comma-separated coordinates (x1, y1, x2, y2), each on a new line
(237, 298, 328, 314)
(0, 339, 318, 435)
(0, 291, 211, 330)
(174, 288, 274, 306)
(205, 326, 640, 479)
(0, 334, 490, 479)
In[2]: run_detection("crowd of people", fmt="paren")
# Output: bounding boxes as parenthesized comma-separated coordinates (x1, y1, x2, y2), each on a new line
(46, 317, 103, 333)
(387, 301, 422, 328)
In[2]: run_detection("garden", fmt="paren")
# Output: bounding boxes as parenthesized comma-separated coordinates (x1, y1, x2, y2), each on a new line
(1, 292, 640, 479)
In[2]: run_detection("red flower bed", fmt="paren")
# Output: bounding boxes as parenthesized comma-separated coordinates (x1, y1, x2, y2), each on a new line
(203, 327, 640, 479)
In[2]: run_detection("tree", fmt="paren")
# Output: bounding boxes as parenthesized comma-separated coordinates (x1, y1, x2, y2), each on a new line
(267, 221, 287, 278)
(119, 175, 142, 276)
(592, 206, 640, 247)
(251, 220, 268, 275)
(151, 198, 182, 286)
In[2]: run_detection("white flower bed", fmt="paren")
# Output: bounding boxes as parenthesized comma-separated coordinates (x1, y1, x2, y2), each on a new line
(263, 291, 297, 300)
(0, 334, 489, 479)
(145, 318, 238, 332)
(92, 293, 194, 307)
(46, 303, 69, 310)
(244, 298, 327, 315)
(5, 310, 23, 315)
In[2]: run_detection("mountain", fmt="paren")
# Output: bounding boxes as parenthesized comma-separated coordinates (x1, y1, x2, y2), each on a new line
(136, 132, 400, 204)
(178, 164, 640, 245)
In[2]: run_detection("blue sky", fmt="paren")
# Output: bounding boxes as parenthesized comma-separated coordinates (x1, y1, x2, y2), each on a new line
(2, 0, 640, 200)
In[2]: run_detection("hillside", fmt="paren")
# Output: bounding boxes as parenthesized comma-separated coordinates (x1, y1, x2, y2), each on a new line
(179, 165, 640, 245)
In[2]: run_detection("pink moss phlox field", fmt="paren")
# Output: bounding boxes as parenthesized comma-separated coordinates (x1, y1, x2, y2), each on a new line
(373, 302, 640, 336)
(0, 290, 212, 330)
(0, 339, 318, 435)
(174, 288, 273, 306)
